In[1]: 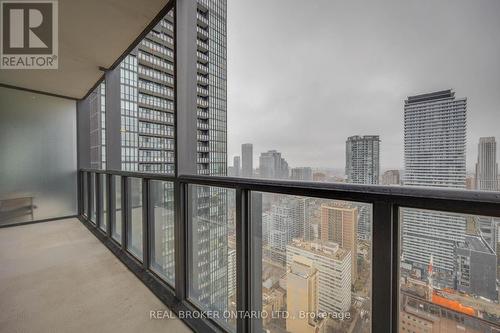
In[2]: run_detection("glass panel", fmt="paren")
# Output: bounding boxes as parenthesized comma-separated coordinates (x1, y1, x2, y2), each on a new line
(112, 175, 122, 243)
(253, 192, 372, 333)
(90, 173, 97, 224)
(188, 184, 236, 331)
(82, 172, 88, 217)
(99, 174, 107, 232)
(150, 180, 175, 286)
(0, 87, 77, 226)
(127, 177, 143, 260)
(400, 208, 499, 331)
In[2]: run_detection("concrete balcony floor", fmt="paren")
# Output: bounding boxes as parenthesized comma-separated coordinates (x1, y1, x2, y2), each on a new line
(0, 218, 191, 333)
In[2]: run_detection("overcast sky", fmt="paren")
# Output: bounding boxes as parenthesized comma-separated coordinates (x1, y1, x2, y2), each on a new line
(226, 0, 500, 172)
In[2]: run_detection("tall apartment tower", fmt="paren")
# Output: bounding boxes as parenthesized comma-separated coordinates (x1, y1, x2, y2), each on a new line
(268, 197, 305, 265)
(241, 143, 253, 177)
(115, 12, 176, 174)
(345, 135, 380, 185)
(345, 135, 379, 242)
(475, 137, 498, 191)
(404, 90, 466, 187)
(190, 0, 229, 317)
(403, 89, 467, 288)
(320, 204, 358, 283)
(233, 156, 240, 177)
(259, 150, 289, 180)
(90, 1, 229, 316)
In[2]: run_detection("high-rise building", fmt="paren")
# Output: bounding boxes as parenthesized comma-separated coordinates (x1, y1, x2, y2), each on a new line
(290, 167, 313, 181)
(241, 143, 253, 177)
(475, 137, 498, 191)
(259, 150, 289, 180)
(92, 3, 227, 176)
(189, 0, 229, 317)
(90, 1, 230, 316)
(232, 156, 240, 177)
(268, 197, 305, 265)
(402, 89, 467, 288)
(345, 135, 380, 185)
(114, 12, 176, 174)
(286, 256, 319, 333)
(89, 82, 106, 170)
(403, 90, 466, 188)
(345, 135, 379, 242)
(287, 239, 351, 314)
(381, 170, 400, 185)
(320, 204, 358, 283)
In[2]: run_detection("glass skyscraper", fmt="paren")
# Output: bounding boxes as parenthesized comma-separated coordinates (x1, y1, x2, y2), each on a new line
(89, 0, 231, 319)
(402, 89, 467, 288)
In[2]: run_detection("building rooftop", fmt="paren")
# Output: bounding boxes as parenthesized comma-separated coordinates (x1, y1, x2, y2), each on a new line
(456, 235, 494, 254)
(288, 239, 349, 261)
(405, 89, 455, 104)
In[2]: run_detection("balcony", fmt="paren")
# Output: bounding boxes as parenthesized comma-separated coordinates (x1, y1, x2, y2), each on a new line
(197, 39, 209, 53)
(197, 63, 209, 77)
(0, 217, 190, 333)
(197, 13, 209, 28)
(197, 86, 209, 97)
(197, 134, 210, 141)
(197, 51, 209, 64)
(197, 97, 209, 108)
(197, 108, 209, 119)
(197, 74, 209, 86)
(1, 1, 499, 333)
(198, 144, 209, 152)
(197, 121, 209, 130)
(197, 26, 209, 41)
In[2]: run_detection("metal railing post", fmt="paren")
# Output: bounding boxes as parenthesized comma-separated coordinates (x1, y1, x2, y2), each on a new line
(96, 172, 102, 229)
(107, 174, 113, 237)
(77, 171, 82, 215)
(371, 201, 398, 333)
(175, 180, 188, 300)
(236, 188, 249, 333)
(121, 176, 128, 250)
(143, 179, 151, 269)
(87, 172, 93, 223)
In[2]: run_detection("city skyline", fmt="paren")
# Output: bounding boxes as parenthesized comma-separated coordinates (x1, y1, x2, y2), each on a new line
(228, 110, 500, 175)
(226, 0, 500, 171)
(1, 0, 499, 332)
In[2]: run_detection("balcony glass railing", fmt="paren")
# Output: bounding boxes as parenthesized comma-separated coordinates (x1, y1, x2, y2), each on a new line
(197, 62, 209, 74)
(79, 169, 500, 333)
(197, 75, 209, 85)
(197, 51, 209, 63)
(197, 108, 209, 119)
(197, 13, 209, 27)
(197, 39, 209, 52)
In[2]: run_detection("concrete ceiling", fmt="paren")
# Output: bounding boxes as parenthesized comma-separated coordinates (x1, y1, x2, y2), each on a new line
(0, 0, 171, 99)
